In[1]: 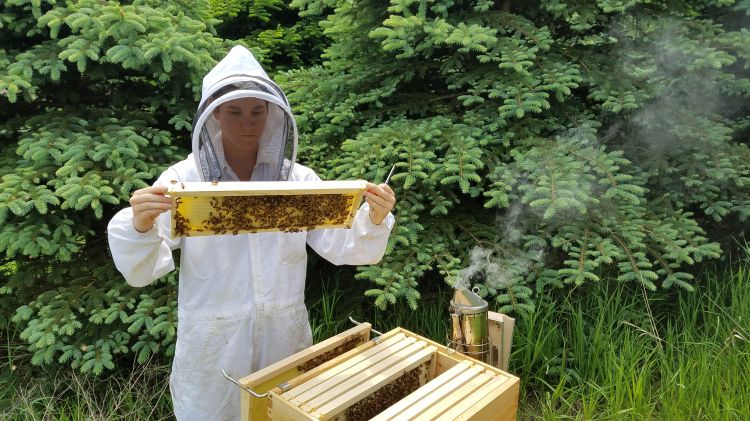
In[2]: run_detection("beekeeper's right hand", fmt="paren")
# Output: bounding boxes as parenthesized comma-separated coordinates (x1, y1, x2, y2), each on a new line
(130, 185, 173, 233)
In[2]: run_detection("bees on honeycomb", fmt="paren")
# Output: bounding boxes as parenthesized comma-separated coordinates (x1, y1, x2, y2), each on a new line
(172, 193, 356, 237)
(297, 334, 366, 373)
(339, 362, 427, 421)
(172, 197, 190, 236)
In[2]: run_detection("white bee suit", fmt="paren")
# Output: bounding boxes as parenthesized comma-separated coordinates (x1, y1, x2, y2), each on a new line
(107, 46, 395, 420)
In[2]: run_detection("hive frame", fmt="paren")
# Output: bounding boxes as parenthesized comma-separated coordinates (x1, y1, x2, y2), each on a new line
(238, 323, 372, 420)
(167, 180, 367, 237)
(242, 327, 519, 421)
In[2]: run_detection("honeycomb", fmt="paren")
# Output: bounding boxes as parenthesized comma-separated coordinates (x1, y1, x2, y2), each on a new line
(297, 334, 366, 373)
(338, 362, 428, 421)
(168, 181, 366, 237)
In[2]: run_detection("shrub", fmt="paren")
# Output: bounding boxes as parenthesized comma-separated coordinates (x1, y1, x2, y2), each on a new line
(283, 0, 749, 313)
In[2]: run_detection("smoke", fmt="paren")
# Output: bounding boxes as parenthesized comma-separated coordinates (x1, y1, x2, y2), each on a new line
(610, 17, 742, 156)
(598, 122, 624, 145)
(599, 13, 750, 224)
(501, 203, 523, 243)
(454, 247, 493, 291)
(454, 11, 747, 294)
(454, 203, 545, 293)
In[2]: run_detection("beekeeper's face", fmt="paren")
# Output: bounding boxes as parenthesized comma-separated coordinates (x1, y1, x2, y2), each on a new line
(213, 97, 268, 153)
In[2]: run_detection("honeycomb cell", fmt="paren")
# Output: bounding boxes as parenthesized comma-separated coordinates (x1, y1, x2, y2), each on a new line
(168, 181, 366, 237)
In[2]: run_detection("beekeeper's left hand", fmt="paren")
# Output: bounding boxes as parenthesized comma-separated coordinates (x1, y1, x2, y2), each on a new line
(363, 182, 396, 225)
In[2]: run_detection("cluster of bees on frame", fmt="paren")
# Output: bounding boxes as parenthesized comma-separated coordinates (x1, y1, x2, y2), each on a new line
(337, 362, 428, 421)
(172, 196, 190, 236)
(171, 191, 355, 237)
(297, 334, 365, 373)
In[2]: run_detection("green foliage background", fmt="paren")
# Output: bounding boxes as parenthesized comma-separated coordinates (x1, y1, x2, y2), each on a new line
(1, 0, 223, 375)
(284, 0, 749, 312)
(1, 0, 748, 374)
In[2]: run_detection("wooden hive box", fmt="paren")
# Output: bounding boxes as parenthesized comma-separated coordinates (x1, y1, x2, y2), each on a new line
(167, 180, 366, 237)
(240, 325, 519, 421)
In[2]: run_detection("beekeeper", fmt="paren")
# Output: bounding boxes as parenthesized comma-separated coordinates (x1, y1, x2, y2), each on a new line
(107, 46, 396, 420)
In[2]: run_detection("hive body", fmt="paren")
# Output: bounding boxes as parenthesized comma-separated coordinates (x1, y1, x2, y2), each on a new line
(167, 180, 366, 237)
(240, 326, 519, 421)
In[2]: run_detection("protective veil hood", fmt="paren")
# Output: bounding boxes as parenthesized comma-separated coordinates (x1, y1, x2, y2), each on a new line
(192, 46, 297, 181)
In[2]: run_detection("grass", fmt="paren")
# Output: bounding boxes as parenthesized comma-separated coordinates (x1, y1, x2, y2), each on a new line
(0, 356, 173, 420)
(2, 259, 748, 419)
(309, 261, 750, 420)
(516, 262, 750, 420)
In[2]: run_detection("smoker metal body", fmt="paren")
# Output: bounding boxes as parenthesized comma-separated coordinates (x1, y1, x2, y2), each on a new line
(448, 288, 490, 364)
(238, 324, 519, 420)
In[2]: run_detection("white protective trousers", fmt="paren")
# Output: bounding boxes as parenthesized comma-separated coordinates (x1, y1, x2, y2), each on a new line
(107, 157, 394, 420)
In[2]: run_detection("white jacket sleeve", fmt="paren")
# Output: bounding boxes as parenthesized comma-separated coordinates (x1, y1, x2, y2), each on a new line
(306, 201, 395, 266)
(107, 178, 181, 288)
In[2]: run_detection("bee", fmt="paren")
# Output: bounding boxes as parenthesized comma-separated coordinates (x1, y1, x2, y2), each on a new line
(173, 210, 190, 237)
(189, 190, 357, 236)
(340, 363, 424, 420)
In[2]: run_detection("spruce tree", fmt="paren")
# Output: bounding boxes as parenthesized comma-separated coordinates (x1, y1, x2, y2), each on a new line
(1, 0, 330, 374)
(209, 0, 328, 71)
(0, 0, 227, 374)
(284, 0, 749, 314)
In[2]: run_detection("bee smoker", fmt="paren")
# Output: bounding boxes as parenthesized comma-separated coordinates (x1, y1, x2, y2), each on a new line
(448, 287, 490, 364)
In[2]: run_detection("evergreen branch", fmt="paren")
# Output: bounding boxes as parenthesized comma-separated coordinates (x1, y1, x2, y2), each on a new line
(456, 223, 498, 249)
(611, 233, 652, 289)
(579, 228, 589, 280)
